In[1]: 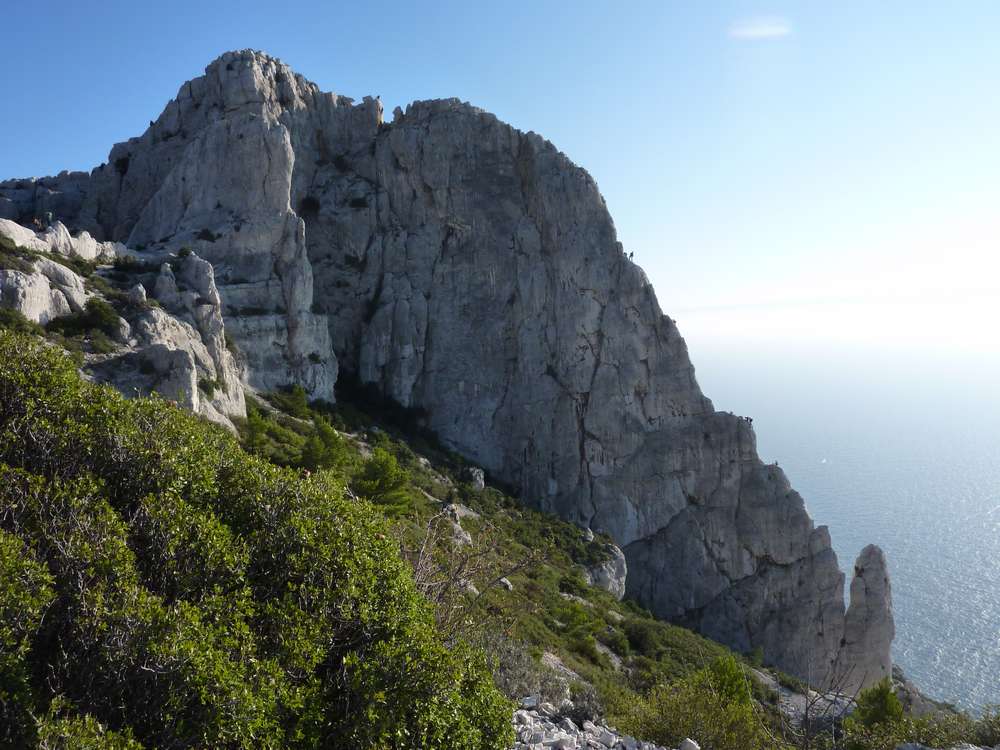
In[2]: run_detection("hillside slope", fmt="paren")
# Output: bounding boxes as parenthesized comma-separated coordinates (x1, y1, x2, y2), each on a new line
(0, 331, 512, 749)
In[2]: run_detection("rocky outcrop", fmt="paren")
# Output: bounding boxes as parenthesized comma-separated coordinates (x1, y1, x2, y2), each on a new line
(0, 221, 244, 430)
(1, 263, 77, 324)
(512, 701, 685, 750)
(585, 544, 628, 601)
(0, 172, 91, 227)
(0, 50, 893, 689)
(835, 545, 895, 693)
(0, 217, 122, 260)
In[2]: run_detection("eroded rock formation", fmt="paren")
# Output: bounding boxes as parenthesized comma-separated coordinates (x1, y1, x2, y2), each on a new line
(0, 49, 893, 690)
(0, 219, 245, 430)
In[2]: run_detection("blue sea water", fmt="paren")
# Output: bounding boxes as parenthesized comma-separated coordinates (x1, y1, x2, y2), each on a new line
(688, 342, 1000, 711)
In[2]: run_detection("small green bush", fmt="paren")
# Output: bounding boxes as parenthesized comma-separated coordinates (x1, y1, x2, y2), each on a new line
(266, 383, 312, 419)
(35, 699, 144, 749)
(49, 252, 98, 279)
(88, 329, 116, 354)
(841, 712, 975, 750)
(0, 245, 36, 273)
(198, 377, 226, 398)
(113, 255, 159, 274)
(974, 706, 1000, 745)
(46, 297, 121, 339)
(239, 398, 307, 467)
(0, 307, 44, 336)
(300, 416, 354, 473)
(83, 274, 131, 306)
(351, 447, 412, 515)
(853, 678, 904, 727)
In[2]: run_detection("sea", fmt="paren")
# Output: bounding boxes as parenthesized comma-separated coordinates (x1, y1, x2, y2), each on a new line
(684, 337, 1000, 712)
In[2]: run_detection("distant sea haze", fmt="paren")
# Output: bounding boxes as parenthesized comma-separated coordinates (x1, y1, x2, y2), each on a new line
(690, 340, 1000, 712)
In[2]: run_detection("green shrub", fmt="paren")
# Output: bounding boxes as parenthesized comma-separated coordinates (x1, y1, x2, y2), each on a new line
(266, 383, 312, 419)
(597, 625, 630, 657)
(35, 698, 144, 749)
(83, 274, 130, 306)
(198, 377, 226, 398)
(88, 329, 116, 354)
(841, 712, 975, 750)
(0, 530, 56, 746)
(351, 447, 412, 515)
(836, 678, 984, 750)
(618, 655, 785, 750)
(0, 245, 36, 273)
(0, 307, 44, 336)
(774, 669, 808, 695)
(0, 330, 512, 750)
(113, 254, 159, 274)
(45, 297, 121, 339)
(853, 678, 904, 727)
(239, 398, 307, 467)
(49, 252, 99, 279)
(974, 706, 1000, 745)
(300, 416, 354, 473)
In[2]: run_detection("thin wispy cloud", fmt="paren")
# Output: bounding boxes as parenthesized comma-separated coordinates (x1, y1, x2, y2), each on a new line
(728, 17, 792, 40)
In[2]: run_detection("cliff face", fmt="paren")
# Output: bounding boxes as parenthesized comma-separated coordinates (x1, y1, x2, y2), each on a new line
(0, 49, 893, 691)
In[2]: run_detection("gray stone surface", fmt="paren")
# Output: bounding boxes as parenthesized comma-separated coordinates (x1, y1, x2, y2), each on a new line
(0, 49, 894, 689)
(835, 545, 895, 694)
(511, 700, 678, 749)
(585, 543, 628, 601)
(0, 268, 73, 324)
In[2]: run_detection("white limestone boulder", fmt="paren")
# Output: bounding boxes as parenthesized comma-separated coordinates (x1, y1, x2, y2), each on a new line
(585, 543, 628, 601)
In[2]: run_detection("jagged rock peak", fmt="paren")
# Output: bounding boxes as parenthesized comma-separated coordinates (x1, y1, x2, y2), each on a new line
(837, 544, 895, 694)
(164, 49, 344, 124)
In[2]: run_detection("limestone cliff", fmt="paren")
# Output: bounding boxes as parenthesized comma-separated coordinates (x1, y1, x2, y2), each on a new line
(0, 49, 893, 691)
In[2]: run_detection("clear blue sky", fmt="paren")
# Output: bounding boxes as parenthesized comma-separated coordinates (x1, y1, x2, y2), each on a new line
(3, 1, 999, 359)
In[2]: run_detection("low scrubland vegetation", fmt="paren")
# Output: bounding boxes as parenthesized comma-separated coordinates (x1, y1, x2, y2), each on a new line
(1, 327, 998, 749)
(0, 332, 510, 749)
(230, 372, 1000, 750)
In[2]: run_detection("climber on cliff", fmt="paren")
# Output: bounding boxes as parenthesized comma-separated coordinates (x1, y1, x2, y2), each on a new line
(375, 95, 384, 127)
(44, 211, 53, 228)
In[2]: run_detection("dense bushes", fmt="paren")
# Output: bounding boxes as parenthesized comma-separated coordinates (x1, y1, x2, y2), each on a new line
(0, 306, 44, 335)
(45, 297, 121, 338)
(618, 654, 786, 750)
(836, 677, 999, 750)
(0, 331, 512, 749)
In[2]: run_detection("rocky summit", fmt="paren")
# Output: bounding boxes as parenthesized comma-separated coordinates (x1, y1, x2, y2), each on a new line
(0, 49, 893, 691)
